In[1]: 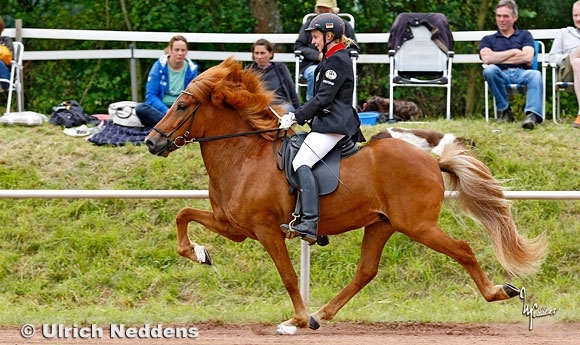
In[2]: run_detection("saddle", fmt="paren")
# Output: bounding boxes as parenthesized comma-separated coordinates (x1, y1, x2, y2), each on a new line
(278, 132, 360, 195)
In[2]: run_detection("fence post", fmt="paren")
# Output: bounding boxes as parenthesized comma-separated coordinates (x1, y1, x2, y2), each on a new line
(130, 43, 138, 102)
(300, 241, 310, 308)
(15, 19, 22, 41)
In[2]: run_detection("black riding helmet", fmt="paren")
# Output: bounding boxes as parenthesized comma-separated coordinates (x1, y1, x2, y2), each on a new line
(305, 13, 345, 40)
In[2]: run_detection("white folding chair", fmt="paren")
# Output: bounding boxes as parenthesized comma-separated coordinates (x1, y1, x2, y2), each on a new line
(484, 41, 547, 122)
(388, 26, 454, 121)
(294, 13, 358, 108)
(0, 41, 24, 115)
(551, 62, 573, 124)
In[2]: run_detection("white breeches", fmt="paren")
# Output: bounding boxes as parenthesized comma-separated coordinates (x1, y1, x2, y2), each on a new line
(292, 132, 345, 171)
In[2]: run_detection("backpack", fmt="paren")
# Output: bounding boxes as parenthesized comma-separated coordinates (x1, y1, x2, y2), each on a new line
(49, 100, 98, 128)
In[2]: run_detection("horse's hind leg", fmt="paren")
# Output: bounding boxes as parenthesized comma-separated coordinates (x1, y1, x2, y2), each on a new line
(175, 207, 247, 265)
(403, 223, 517, 302)
(310, 222, 395, 328)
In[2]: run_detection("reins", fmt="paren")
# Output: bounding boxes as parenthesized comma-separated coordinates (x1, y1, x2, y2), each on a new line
(152, 90, 284, 151)
(191, 128, 282, 144)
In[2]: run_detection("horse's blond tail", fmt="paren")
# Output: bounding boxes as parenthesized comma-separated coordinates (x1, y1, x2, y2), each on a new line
(438, 143, 547, 277)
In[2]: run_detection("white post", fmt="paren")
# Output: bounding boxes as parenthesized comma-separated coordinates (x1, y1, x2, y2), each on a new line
(300, 241, 310, 308)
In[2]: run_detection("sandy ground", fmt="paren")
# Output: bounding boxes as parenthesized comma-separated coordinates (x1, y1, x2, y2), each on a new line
(2, 321, 579, 345)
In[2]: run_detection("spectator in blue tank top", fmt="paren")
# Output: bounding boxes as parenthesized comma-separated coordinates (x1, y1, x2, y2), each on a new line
(135, 35, 199, 127)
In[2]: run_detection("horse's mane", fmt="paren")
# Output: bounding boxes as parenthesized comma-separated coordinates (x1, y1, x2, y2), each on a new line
(187, 56, 285, 141)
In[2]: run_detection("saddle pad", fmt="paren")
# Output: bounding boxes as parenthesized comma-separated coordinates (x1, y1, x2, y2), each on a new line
(284, 133, 340, 196)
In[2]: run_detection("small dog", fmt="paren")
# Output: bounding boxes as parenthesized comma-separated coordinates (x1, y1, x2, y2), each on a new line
(362, 96, 424, 121)
(369, 127, 476, 156)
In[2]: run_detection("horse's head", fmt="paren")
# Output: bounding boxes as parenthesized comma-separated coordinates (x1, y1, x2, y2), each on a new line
(146, 57, 282, 157)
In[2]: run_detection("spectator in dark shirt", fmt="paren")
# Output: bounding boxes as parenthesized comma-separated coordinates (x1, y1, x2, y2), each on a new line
(246, 39, 300, 112)
(479, 0, 543, 130)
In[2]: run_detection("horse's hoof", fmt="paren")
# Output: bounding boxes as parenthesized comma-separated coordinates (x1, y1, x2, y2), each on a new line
(309, 315, 320, 330)
(194, 246, 213, 265)
(275, 324, 297, 335)
(503, 283, 520, 298)
(317, 236, 329, 247)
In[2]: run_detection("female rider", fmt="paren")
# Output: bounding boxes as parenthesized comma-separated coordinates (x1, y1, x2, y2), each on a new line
(278, 13, 362, 245)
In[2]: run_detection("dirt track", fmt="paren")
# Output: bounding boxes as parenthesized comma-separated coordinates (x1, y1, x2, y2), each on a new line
(2, 321, 579, 345)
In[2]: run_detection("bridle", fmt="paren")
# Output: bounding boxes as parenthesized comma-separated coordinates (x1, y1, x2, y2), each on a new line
(151, 91, 201, 148)
(151, 90, 282, 151)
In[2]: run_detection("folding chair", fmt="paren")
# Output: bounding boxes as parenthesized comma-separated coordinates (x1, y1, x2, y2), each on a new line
(484, 41, 547, 122)
(0, 41, 24, 115)
(294, 13, 358, 108)
(551, 62, 572, 124)
(388, 13, 454, 121)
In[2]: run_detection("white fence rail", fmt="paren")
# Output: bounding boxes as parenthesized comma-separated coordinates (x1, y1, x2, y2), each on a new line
(0, 189, 579, 200)
(3, 27, 562, 65)
(2, 24, 562, 103)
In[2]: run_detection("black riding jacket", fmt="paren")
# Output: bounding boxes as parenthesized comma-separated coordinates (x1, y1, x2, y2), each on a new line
(294, 43, 360, 137)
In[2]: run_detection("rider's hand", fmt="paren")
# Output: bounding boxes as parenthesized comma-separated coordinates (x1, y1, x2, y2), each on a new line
(278, 112, 296, 130)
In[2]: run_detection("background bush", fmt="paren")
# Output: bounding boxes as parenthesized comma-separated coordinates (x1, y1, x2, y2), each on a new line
(1, 0, 577, 118)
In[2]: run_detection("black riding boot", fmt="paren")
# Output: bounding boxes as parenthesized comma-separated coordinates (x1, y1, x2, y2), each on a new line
(281, 165, 319, 244)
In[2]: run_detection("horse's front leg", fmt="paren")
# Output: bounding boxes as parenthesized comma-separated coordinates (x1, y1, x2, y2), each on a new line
(176, 206, 247, 265)
(255, 231, 309, 335)
(309, 222, 394, 329)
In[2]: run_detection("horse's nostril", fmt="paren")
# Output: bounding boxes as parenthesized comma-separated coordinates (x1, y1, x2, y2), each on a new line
(145, 139, 156, 153)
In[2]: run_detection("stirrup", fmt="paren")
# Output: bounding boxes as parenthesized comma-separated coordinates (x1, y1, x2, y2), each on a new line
(280, 213, 301, 239)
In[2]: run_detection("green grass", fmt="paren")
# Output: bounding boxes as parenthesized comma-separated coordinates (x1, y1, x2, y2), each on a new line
(0, 117, 578, 326)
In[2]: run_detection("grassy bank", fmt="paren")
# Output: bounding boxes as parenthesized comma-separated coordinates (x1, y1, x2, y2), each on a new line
(0, 116, 578, 326)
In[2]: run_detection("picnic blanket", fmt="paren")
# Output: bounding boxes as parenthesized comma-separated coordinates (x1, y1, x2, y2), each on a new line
(87, 120, 152, 146)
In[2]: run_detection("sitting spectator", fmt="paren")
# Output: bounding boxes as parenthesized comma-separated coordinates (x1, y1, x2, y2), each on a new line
(135, 35, 198, 127)
(548, 0, 580, 128)
(294, 0, 359, 101)
(0, 16, 14, 91)
(246, 39, 300, 112)
(479, 0, 543, 130)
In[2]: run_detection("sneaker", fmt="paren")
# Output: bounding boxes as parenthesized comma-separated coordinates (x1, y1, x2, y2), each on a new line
(522, 112, 539, 130)
(573, 115, 580, 128)
(497, 106, 514, 123)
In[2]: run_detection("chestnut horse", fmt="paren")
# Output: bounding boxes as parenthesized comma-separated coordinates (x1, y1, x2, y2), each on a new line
(145, 57, 547, 335)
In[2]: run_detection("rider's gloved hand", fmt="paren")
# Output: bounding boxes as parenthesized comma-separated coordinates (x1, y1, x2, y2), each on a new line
(278, 112, 296, 130)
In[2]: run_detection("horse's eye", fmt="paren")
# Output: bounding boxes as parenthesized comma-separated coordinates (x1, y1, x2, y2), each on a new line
(177, 103, 188, 111)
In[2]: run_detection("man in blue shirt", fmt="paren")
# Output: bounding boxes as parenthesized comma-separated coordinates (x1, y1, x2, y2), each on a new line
(479, 0, 543, 129)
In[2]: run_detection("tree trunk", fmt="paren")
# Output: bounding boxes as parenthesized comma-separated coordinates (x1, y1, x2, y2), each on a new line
(251, 0, 282, 33)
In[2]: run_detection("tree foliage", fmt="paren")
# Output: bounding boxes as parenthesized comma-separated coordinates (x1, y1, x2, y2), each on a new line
(1, 0, 572, 117)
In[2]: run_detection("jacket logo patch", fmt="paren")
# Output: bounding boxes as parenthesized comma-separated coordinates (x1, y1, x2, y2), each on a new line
(325, 70, 337, 80)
